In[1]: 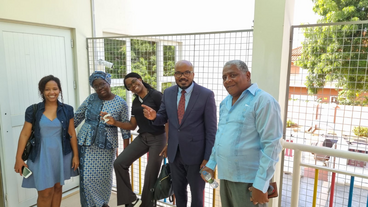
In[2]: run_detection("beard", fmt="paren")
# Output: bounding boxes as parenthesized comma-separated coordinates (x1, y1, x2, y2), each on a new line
(176, 80, 193, 90)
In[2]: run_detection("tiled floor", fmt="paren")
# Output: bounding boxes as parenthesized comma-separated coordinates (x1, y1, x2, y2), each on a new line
(62, 191, 171, 207)
(61, 190, 119, 207)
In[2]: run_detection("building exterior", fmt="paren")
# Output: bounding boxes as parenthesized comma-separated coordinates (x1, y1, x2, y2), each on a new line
(0, 0, 293, 206)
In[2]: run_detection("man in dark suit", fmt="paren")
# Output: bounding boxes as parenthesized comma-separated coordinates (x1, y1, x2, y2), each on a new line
(142, 60, 217, 207)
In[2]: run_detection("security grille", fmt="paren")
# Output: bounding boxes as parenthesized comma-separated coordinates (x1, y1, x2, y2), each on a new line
(86, 22, 368, 207)
(283, 21, 368, 207)
(87, 30, 253, 207)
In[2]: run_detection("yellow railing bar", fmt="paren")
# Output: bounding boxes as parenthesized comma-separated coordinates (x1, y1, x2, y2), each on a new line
(313, 169, 319, 207)
(130, 135, 134, 192)
(212, 168, 217, 207)
(139, 157, 142, 194)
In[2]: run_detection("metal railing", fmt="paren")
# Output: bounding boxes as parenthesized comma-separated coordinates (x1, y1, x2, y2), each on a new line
(120, 137, 368, 207)
(282, 139, 368, 207)
(284, 19, 368, 207)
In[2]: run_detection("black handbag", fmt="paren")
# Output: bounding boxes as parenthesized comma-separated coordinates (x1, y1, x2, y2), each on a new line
(153, 163, 174, 201)
(22, 104, 38, 161)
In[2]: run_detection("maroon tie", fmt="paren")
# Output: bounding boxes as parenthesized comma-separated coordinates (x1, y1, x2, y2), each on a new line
(178, 90, 186, 124)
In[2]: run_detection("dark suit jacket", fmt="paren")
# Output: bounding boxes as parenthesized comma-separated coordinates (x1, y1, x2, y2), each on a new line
(153, 82, 217, 165)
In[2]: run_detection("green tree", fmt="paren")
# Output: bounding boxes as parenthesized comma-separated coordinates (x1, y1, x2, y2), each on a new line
(104, 39, 127, 78)
(296, 0, 368, 105)
(104, 39, 176, 99)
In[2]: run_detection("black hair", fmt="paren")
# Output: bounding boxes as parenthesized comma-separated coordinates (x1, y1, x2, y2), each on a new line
(38, 75, 64, 103)
(123, 72, 153, 91)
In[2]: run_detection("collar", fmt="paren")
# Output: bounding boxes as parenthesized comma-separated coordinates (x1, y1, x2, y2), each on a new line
(226, 83, 258, 104)
(138, 89, 151, 103)
(243, 83, 258, 96)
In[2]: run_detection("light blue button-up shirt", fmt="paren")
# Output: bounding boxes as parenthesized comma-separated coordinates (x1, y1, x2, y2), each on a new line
(177, 82, 194, 110)
(206, 83, 282, 193)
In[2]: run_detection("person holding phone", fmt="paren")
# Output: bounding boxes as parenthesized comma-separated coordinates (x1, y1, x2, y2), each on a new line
(21, 166, 32, 179)
(14, 75, 79, 207)
(74, 71, 131, 207)
(101, 72, 166, 207)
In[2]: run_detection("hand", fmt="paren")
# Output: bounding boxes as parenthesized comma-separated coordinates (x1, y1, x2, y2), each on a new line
(159, 145, 168, 157)
(141, 104, 157, 120)
(14, 157, 27, 176)
(72, 156, 79, 171)
(200, 160, 208, 169)
(124, 139, 130, 149)
(100, 112, 115, 125)
(249, 186, 269, 205)
(200, 166, 214, 182)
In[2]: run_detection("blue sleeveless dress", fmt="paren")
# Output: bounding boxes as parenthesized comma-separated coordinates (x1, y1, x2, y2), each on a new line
(22, 115, 78, 191)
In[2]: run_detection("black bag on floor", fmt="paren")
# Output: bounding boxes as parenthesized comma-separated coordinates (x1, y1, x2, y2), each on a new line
(153, 163, 174, 201)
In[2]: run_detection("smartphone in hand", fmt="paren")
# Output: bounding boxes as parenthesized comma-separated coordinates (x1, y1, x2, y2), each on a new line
(22, 166, 32, 179)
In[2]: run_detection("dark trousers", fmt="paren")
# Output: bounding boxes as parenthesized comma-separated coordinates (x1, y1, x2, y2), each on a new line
(170, 150, 205, 207)
(114, 132, 166, 207)
(220, 180, 267, 207)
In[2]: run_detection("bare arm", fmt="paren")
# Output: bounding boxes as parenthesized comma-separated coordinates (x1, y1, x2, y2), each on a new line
(159, 121, 169, 157)
(14, 121, 32, 175)
(68, 118, 79, 171)
(100, 112, 138, 130)
(124, 138, 130, 149)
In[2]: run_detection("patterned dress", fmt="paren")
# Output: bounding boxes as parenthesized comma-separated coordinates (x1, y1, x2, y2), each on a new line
(74, 94, 130, 207)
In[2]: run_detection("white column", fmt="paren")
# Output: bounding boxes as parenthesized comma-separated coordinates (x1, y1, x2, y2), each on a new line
(291, 150, 301, 207)
(156, 41, 164, 92)
(125, 38, 132, 115)
(252, 1, 295, 207)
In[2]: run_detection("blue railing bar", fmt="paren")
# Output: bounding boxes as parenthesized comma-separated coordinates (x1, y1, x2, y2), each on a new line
(300, 163, 368, 179)
(348, 176, 355, 207)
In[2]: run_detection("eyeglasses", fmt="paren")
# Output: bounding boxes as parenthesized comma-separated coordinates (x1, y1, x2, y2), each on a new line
(92, 82, 107, 90)
(174, 71, 193, 78)
(126, 78, 138, 90)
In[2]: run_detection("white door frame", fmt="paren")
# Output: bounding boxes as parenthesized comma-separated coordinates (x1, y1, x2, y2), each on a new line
(0, 21, 78, 207)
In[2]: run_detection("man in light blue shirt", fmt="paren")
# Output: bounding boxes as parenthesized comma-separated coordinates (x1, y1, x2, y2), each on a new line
(201, 60, 282, 207)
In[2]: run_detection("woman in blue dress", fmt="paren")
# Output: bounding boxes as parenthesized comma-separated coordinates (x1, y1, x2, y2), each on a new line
(74, 71, 131, 207)
(14, 75, 79, 207)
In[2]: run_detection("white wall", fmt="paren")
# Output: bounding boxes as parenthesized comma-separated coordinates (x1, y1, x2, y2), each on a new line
(252, 1, 295, 206)
(0, 0, 93, 103)
(94, 0, 255, 36)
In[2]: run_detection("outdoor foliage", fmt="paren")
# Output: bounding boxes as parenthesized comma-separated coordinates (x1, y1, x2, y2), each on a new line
(353, 126, 368, 137)
(295, 0, 368, 105)
(103, 39, 176, 99)
(286, 119, 297, 128)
